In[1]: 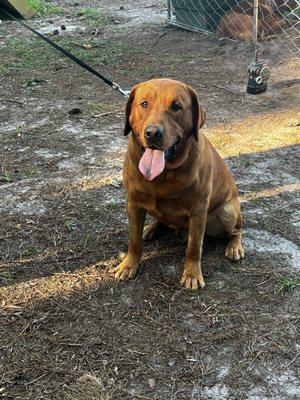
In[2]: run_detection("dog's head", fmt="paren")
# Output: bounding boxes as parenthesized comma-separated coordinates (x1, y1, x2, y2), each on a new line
(124, 79, 205, 181)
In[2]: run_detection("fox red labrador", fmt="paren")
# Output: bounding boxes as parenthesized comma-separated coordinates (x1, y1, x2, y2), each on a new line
(112, 79, 244, 290)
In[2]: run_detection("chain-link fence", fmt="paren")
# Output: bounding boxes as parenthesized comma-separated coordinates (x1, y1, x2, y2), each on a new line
(167, 0, 300, 55)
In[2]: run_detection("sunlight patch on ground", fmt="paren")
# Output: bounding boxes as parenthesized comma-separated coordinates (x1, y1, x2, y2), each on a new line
(0, 263, 113, 306)
(208, 110, 300, 158)
(72, 176, 122, 192)
(240, 183, 300, 202)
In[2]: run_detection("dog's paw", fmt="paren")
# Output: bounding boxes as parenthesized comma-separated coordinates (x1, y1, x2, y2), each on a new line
(175, 227, 188, 243)
(225, 241, 245, 262)
(111, 259, 138, 281)
(181, 261, 205, 290)
(142, 222, 167, 241)
(181, 273, 205, 290)
(142, 222, 159, 241)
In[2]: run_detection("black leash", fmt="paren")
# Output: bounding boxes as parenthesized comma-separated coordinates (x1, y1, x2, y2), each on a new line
(0, 8, 130, 98)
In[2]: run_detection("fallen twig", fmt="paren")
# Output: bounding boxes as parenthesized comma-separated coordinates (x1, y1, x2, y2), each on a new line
(285, 352, 300, 368)
(153, 31, 168, 46)
(0, 98, 24, 106)
(212, 83, 242, 96)
(92, 112, 114, 118)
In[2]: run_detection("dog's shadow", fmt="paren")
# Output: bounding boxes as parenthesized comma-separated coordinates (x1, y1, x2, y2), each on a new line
(0, 223, 229, 289)
(139, 225, 231, 282)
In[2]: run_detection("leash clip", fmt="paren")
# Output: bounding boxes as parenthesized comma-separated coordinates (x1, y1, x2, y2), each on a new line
(112, 82, 130, 98)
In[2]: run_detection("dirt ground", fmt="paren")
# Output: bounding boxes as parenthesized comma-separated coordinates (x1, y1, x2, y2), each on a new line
(0, 1, 300, 399)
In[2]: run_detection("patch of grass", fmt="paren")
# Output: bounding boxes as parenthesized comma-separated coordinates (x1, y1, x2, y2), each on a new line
(86, 16, 110, 30)
(19, 246, 42, 258)
(64, 220, 77, 231)
(141, 21, 154, 28)
(59, 38, 130, 65)
(9, 38, 57, 70)
(0, 171, 13, 183)
(2, 35, 133, 76)
(176, 53, 195, 62)
(13, 120, 23, 137)
(76, 8, 111, 30)
(28, 0, 61, 16)
(87, 102, 113, 114)
(21, 77, 46, 87)
(278, 275, 300, 292)
(23, 167, 39, 178)
(106, 200, 118, 210)
(57, 37, 129, 64)
(0, 65, 6, 78)
(138, 65, 157, 78)
(0, 271, 14, 282)
(76, 8, 102, 19)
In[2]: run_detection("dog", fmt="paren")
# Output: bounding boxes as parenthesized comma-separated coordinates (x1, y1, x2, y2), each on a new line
(216, 12, 263, 41)
(112, 79, 244, 290)
(216, 0, 285, 41)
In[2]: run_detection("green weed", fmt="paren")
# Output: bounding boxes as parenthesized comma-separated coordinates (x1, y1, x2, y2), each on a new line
(141, 21, 154, 28)
(107, 200, 118, 210)
(28, 0, 61, 16)
(0, 271, 14, 282)
(76, 8, 102, 19)
(24, 167, 38, 178)
(21, 77, 45, 87)
(87, 102, 113, 114)
(10, 38, 57, 70)
(19, 246, 41, 258)
(0, 171, 13, 183)
(278, 275, 300, 292)
(2, 35, 133, 76)
(65, 221, 77, 231)
(13, 120, 22, 137)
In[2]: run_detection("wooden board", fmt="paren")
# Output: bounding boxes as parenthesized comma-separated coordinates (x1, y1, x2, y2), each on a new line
(0, 0, 35, 19)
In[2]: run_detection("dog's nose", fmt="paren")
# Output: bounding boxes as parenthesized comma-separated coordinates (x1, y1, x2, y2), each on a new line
(144, 125, 164, 143)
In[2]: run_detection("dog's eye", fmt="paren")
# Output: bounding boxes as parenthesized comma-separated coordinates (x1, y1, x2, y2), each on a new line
(170, 101, 182, 112)
(141, 101, 148, 108)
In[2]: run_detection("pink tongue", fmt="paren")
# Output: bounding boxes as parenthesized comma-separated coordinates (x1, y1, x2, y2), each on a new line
(139, 148, 165, 181)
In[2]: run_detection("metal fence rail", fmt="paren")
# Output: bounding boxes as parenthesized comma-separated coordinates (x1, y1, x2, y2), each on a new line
(167, 0, 300, 55)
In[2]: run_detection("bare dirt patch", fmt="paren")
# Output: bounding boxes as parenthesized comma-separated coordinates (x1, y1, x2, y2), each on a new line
(0, 1, 299, 399)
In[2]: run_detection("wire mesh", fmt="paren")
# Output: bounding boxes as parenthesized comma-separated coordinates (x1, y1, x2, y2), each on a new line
(167, 0, 300, 55)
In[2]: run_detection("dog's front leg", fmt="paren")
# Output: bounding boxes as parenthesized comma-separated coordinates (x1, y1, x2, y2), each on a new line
(112, 198, 146, 281)
(181, 205, 208, 290)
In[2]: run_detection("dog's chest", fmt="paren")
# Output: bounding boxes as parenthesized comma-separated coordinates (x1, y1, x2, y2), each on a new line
(131, 189, 189, 227)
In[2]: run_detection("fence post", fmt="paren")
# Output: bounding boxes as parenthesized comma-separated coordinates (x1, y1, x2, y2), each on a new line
(253, 0, 259, 42)
(167, 0, 172, 21)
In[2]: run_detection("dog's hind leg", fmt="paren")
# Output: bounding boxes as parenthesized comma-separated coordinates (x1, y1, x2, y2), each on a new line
(143, 221, 168, 241)
(217, 197, 245, 262)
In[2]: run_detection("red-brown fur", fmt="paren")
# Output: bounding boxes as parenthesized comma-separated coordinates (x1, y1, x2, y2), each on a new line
(112, 79, 244, 290)
(216, 0, 286, 41)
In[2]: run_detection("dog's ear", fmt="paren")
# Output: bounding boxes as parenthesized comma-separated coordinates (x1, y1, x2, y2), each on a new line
(186, 86, 205, 141)
(124, 86, 137, 136)
(199, 104, 206, 130)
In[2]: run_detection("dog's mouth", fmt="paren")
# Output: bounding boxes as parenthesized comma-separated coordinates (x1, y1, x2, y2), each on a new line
(164, 139, 181, 160)
(147, 139, 180, 160)
(139, 140, 181, 181)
